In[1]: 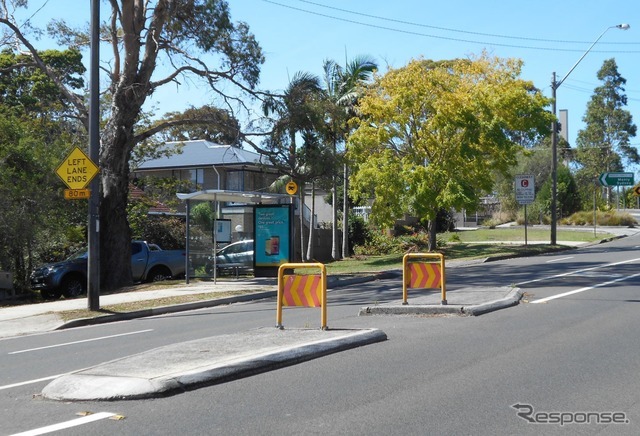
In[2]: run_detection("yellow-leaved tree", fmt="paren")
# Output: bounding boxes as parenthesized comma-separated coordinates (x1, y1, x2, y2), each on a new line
(348, 55, 553, 249)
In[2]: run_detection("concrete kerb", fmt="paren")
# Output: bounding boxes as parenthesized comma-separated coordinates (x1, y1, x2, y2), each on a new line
(359, 287, 524, 317)
(42, 327, 388, 401)
(55, 272, 400, 331)
(57, 290, 278, 330)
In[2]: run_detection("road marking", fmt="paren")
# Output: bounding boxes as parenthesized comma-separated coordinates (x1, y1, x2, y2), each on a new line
(531, 272, 640, 304)
(10, 412, 116, 436)
(516, 257, 640, 286)
(545, 256, 573, 263)
(7, 329, 153, 355)
(0, 374, 66, 391)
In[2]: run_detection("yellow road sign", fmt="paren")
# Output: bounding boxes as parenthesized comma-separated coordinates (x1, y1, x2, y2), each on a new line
(56, 147, 99, 190)
(64, 189, 91, 200)
(285, 181, 298, 195)
(634, 185, 640, 197)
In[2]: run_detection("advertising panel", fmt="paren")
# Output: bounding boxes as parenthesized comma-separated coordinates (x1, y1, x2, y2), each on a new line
(254, 205, 292, 276)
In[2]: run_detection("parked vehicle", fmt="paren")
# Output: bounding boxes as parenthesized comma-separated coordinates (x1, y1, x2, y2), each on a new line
(30, 241, 186, 300)
(205, 240, 254, 276)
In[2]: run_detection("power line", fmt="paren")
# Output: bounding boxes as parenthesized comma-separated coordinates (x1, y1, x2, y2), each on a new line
(262, 0, 640, 53)
(298, 0, 640, 46)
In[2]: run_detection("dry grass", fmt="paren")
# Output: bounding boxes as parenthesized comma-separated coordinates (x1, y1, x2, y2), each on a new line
(57, 290, 255, 322)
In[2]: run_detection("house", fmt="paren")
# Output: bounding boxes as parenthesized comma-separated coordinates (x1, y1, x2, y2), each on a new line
(133, 139, 279, 193)
(132, 140, 334, 262)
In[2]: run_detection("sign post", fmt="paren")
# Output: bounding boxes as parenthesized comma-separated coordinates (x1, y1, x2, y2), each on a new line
(56, 145, 100, 309)
(515, 175, 535, 246)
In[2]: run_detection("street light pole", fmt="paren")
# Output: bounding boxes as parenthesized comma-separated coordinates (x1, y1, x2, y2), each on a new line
(550, 23, 630, 245)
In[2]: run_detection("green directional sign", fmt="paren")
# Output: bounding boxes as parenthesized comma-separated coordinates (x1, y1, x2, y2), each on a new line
(599, 172, 634, 187)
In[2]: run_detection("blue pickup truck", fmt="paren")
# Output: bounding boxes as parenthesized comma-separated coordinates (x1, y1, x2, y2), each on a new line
(30, 241, 186, 300)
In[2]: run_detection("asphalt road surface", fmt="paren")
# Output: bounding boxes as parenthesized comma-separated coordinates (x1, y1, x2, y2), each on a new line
(2, 234, 640, 435)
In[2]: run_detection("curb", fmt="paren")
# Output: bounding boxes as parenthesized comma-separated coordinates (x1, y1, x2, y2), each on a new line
(57, 290, 277, 330)
(56, 273, 397, 330)
(462, 288, 524, 315)
(42, 328, 388, 401)
(359, 287, 523, 317)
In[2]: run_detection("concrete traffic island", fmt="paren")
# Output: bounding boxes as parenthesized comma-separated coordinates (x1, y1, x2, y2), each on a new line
(359, 286, 523, 317)
(41, 327, 387, 402)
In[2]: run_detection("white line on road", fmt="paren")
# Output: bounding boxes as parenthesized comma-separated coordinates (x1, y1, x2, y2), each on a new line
(545, 256, 574, 263)
(531, 272, 640, 304)
(7, 329, 153, 355)
(0, 374, 66, 391)
(10, 412, 117, 436)
(516, 257, 640, 286)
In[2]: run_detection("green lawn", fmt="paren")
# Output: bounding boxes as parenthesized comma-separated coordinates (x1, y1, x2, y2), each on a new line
(321, 227, 615, 275)
(450, 227, 609, 242)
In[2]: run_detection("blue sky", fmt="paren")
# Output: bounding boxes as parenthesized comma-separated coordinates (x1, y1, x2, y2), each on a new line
(15, 1, 640, 170)
(234, 1, 639, 154)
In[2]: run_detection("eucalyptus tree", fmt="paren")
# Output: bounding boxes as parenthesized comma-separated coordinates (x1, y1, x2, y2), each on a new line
(1, 0, 264, 290)
(574, 59, 637, 206)
(320, 55, 377, 259)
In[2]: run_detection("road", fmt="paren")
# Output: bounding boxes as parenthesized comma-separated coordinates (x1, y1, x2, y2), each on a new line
(2, 234, 640, 435)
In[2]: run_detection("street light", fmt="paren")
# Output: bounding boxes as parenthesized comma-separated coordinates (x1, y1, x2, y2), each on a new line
(550, 23, 630, 245)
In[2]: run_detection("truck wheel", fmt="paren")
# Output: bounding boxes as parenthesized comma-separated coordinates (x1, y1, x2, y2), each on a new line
(61, 276, 86, 298)
(41, 288, 62, 301)
(147, 266, 171, 283)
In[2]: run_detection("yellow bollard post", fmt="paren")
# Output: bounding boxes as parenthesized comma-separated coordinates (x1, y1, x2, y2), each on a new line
(276, 263, 327, 329)
(402, 253, 447, 305)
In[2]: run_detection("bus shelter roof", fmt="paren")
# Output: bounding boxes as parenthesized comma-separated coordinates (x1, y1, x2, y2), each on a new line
(176, 189, 291, 204)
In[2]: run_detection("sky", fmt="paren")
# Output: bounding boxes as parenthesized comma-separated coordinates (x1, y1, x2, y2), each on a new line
(11, 0, 640, 171)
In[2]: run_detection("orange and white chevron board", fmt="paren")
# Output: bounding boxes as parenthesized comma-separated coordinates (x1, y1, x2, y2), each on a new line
(283, 274, 323, 307)
(409, 262, 442, 289)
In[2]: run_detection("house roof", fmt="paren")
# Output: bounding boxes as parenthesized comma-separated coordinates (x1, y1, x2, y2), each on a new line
(136, 140, 269, 170)
(129, 185, 174, 214)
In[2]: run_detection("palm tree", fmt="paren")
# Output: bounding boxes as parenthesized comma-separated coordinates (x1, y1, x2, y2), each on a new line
(261, 72, 324, 260)
(320, 56, 377, 259)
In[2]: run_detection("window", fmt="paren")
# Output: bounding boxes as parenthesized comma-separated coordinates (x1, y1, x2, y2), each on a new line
(226, 170, 244, 191)
(171, 169, 203, 191)
(189, 169, 204, 190)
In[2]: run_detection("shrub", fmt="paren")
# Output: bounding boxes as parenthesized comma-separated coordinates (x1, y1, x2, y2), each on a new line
(347, 213, 371, 254)
(562, 211, 637, 227)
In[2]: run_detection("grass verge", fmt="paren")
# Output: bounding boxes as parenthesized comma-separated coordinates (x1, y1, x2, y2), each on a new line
(57, 290, 255, 322)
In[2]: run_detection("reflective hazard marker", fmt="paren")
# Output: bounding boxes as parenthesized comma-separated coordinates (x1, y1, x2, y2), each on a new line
(409, 262, 442, 289)
(277, 263, 327, 329)
(283, 275, 323, 307)
(403, 253, 447, 305)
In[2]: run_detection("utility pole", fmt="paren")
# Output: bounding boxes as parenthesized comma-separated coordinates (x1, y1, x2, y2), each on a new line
(87, 0, 100, 310)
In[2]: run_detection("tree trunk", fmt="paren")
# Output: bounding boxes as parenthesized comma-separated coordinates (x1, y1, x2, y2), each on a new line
(428, 218, 437, 252)
(298, 185, 306, 262)
(306, 181, 316, 261)
(98, 113, 136, 291)
(341, 163, 349, 258)
(331, 177, 339, 260)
